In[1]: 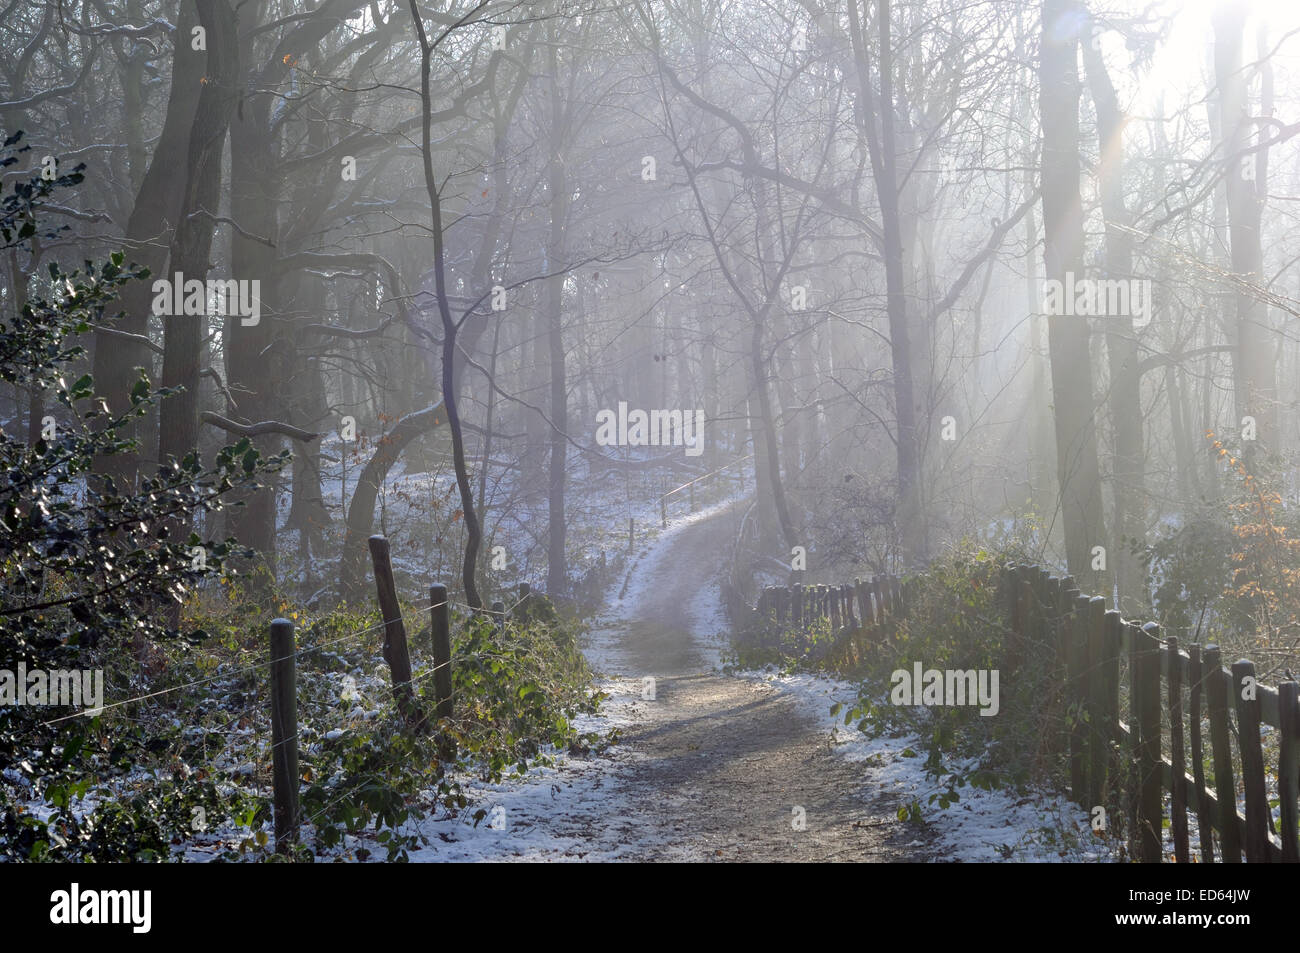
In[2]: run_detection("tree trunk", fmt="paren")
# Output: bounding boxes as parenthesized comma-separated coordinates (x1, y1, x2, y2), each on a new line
(93, 0, 204, 486)
(848, 0, 921, 566)
(158, 0, 239, 480)
(338, 402, 445, 601)
(409, 0, 483, 608)
(1083, 26, 1144, 612)
(1215, 6, 1275, 456)
(1040, 0, 1107, 587)
(545, 31, 571, 598)
(224, 45, 282, 565)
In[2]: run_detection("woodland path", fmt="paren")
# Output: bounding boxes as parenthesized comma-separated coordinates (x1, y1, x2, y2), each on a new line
(579, 500, 937, 861)
(414, 500, 939, 861)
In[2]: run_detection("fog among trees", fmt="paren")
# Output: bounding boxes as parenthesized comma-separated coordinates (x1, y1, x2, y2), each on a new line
(3, 0, 1300, 868)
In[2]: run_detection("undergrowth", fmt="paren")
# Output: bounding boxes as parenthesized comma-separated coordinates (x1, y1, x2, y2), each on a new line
(728, 541, 1100, 840)
(3, 579, 607, 862)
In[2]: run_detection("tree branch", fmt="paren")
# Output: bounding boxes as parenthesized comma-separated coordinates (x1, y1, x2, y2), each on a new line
(201, 411, 320, 442)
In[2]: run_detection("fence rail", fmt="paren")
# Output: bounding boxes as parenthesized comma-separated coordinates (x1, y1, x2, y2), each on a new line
(1004, 564, 1297, 864)
(264, 535, 547, 852)
(729, 563, 1299, 863)
(725, 573, 907, 662)
(657, 453, 751, 526)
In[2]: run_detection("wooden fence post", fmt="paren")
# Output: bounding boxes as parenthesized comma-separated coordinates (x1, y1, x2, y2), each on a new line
(269, 617, 299, 854)
(1064, 589, 1084, 801)
(1031, 568, 1046, 644)
(1204, 645, 1241, 861)
(1050, 582, 1069, 762)
(1003, 567, 1021, 669)
(1048, 573, 1066, 653)
(1004, 566, 1019, 635)
(1135, 622, 1163, 863)
(1188, 644, 1215, 863)
(1168, 635, 1189, 863)
(1232, 659, 1269, 863)
(1101, 610, 1122, 825)
(1278, 680, 1300, 862)
(1125, 620, 1141, 858)
(518, 582, 531, 622)
(430, 584, 453, 719)
(1085, 597, 1105, 812)
(368, 535, 416, 723)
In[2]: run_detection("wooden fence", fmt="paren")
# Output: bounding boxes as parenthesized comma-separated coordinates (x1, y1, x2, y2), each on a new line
(265, 533, 534, 853)
(1003, 564, 1296, 864)
(657, 454, 752, 527)
(728, 563, 1298, 863)
(724, 573, 909, 664)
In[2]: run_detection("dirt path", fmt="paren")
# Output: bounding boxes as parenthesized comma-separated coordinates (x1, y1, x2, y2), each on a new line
(576, 502, 938, 861)
(411, 502, 1081, 862)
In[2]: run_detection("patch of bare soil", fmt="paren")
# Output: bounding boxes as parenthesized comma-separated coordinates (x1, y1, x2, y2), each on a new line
(586, 506, 937, 861)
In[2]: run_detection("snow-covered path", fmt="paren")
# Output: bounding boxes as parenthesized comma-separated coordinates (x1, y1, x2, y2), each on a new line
(407, 499, 934, 861)
(406, 498, 1104, 862)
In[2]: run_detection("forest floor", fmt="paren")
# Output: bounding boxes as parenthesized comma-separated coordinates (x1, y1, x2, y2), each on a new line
(566, 499, 936, 861)
(406, 500, 939, 861)
(406, 497, 1106, 862)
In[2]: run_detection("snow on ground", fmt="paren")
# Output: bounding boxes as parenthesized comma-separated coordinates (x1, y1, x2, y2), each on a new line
(403, 679, 666, 861)
(400, 496, 745, 861)
(750, 671, 1119, 862)
(258, 443, 1122, 862)
(275, 426, 746, 601)
(583, 494, 744, 675)
(686, 564, 732, 673)
(399, 489, 1121, 862)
